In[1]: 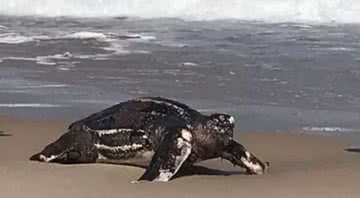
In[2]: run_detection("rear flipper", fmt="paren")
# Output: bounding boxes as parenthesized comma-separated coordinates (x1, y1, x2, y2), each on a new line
(222, 139, 269, 175)
(30, 147, 86, 164)
(138, 128, 192, 182)
(30, 130, 98, 164)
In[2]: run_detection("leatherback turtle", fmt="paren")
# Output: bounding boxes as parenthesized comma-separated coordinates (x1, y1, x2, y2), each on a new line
(30, 97, 269, 182)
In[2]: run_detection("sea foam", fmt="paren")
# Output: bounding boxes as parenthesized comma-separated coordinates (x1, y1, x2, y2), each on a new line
(0, 103, 65, 108)
(0, 33, 35, 44)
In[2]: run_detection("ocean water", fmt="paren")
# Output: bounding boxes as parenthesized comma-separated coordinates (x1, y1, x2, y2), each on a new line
(1, 1, 360, 143)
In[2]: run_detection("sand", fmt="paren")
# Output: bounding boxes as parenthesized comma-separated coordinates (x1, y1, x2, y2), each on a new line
(0, 114, 359, 198)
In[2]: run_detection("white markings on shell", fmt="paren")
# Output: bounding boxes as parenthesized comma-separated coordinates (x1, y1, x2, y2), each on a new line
(95, 143, 143, 152)
(135, 98, 188, 119)
(93, 128, 145, 137)
(97, 152, 108, 160)
(92, 128, 148, 159)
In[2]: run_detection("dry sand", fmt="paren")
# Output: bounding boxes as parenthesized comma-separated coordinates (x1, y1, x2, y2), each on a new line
(0, 114, 359, 198)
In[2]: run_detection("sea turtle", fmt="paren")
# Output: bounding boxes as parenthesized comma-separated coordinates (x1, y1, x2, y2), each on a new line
(30, 97, 269, 182)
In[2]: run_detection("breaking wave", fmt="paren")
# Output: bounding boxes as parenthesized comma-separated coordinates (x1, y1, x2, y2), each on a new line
(0, 103, 65, 108)
(302, 126, 360, 133)
(0, 0, 359, 23)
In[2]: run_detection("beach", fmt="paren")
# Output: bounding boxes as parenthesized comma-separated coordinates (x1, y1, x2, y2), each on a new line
(0, 114, 359, 198)
(1, 4, 360, 197)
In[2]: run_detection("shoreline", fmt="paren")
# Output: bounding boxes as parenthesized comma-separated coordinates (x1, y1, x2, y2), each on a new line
(1, 114, 359, 197)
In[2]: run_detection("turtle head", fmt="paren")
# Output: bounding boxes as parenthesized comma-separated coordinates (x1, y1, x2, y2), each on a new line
(204, 113, 235, 138)
(30, 131, 98, 164)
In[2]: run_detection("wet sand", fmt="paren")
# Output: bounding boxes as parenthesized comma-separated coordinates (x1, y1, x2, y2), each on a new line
(0, 114, 359, 198)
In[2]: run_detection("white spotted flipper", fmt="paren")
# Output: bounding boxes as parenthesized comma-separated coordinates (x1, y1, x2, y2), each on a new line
(138, 128, 192, 182)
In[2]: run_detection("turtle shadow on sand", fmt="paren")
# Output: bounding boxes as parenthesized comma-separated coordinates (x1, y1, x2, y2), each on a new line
(345, 148, 360, 153)
(0, 131, 11, 137)
(174, 165, 246, 179)
(98, 162, 245, 179)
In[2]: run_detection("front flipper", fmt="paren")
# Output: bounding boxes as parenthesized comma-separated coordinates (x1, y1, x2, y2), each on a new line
(222, 139, 269, 175)
(138, 128, 192, 182)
